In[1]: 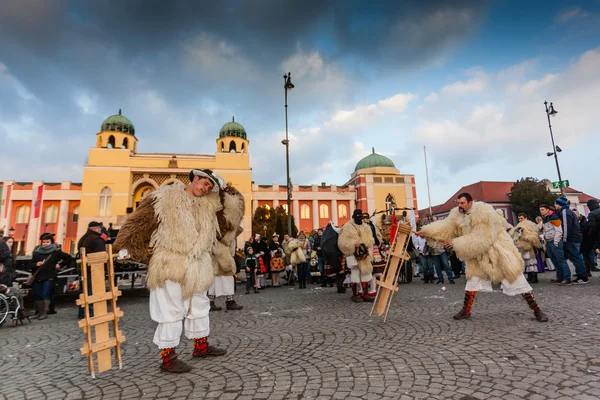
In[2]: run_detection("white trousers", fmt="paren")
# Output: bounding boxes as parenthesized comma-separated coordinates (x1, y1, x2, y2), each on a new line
(149, 280, 210, 349)
(208, 275, 235, 297)
(350, 267, 372, 284)
(465, 274, 532, 296)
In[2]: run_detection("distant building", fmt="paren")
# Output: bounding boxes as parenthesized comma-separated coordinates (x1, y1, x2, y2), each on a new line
(419, 180, 598, 224)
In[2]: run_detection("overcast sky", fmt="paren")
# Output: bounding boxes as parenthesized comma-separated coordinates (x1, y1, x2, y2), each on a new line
(1, 0, 599, 207)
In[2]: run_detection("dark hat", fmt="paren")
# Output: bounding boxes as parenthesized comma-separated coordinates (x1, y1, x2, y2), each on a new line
(40, 232, 54, 242)
(88, 221, 102, 228)
(555, 197, 569, 207)
(352, 209, 363, 219)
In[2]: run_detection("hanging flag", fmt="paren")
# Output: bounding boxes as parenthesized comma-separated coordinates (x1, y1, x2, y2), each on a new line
(34, 185, 44, 218)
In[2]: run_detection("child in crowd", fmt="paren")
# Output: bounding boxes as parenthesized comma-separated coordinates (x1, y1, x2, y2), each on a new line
(245, 247, 259, 294)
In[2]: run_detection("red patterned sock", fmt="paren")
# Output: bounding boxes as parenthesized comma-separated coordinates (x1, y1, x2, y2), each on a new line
(193, 337, 208, 355)
(464, 291, 476, 314)
(160, 348, 175, 367)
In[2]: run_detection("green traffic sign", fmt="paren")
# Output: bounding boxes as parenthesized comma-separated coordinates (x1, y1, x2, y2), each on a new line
(552, 180, 570, 189)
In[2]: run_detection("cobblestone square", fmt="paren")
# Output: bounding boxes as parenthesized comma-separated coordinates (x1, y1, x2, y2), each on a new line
(2, 273, 600, 400)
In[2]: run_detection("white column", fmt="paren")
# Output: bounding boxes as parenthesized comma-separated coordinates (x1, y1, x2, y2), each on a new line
(331, 199, 338, 225)
(26, 181, 43, 254)
(1, 181, 14, 231)
(252, 199, 258, 213)
(273, 199, 279, 208)
(312, 199, 319, 230)
(350, 198, 356, 217)
(293, 199, 300, 232)
(56, 199, 69, 247)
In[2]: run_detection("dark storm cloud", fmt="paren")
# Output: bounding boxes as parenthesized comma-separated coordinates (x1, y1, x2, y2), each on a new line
(0, 0, 487, 183)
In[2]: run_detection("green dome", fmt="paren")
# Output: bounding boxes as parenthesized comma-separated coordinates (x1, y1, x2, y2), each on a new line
(354, 148, 396, 171)
(219, 117, 247, 139)
(101, 109, 135, 135)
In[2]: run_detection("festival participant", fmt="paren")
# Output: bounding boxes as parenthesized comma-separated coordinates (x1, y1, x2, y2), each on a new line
(244, 247, 259, 294)
(114, 169, 228, 373)
(209, 182, 245, 312)
(269, 234, 284, 287)
(511, 213, 542, 284)
(417, 193, 548, 322)
(362, 212, 382, 299)
(338, 209, 375, 303)
(321, 222, 346, 293)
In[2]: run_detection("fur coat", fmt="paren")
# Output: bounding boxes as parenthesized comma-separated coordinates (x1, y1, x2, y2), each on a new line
(213, 185, 245, 277)
(114, 181, 222, 299)
(510, 220, 542, 254)
(337, 221, 375, 275)
(421, 202, 523, 284)
(287, 238, 307, 265)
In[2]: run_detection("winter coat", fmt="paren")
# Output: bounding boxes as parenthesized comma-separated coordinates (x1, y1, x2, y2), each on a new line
(77, 229, 106, 255)
(587, 199, 600, 250)
(30, 247, 72, 282)
(0, 241, 15, 286)
(213, 185, 245, 277)
(510, 220, 542, 252)
(244, 255, 259, 272)
(541, 213, 563, 245)
(288, 238, 308, 265)
(420, 202, 523, 284)
(556, 205, 582, 244)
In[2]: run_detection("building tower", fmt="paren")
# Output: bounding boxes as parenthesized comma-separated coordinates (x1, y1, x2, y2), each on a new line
(216, 117, 249, 154)
(96, 109, 138, 152)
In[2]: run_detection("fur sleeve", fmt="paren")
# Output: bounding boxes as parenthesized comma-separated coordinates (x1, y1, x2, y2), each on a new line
(451, 205, 498, 260)
(113, 196, 158, 263)
(338, 223, 358, 256)
(421, 210, 459, 242)
(520, 221, 541, 250)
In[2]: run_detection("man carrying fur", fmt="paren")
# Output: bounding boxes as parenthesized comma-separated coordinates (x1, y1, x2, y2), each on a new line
(338, 209, 375, 302)
(209, 182, 245, 312)
(417, 193, 548, 322)
(114, 169, 227, 373)
(511, 213, 542, 283)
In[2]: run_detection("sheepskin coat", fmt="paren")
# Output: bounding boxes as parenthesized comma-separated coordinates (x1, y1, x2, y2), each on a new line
(114, 181, 222, 300)
(287, 238, 307, 265)
(337, 221, 375, 275)
(511, 220, 542, 253)
(421, 202, 523, 284)
(213, 185, 245, 277)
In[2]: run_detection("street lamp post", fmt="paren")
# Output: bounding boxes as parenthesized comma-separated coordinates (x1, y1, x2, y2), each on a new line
(283, 72, 295, 237)
(544, 101, 565, 196)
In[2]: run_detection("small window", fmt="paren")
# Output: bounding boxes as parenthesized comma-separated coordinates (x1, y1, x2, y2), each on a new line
(395, 177, 403, 183)
(384, 177, 394, 183)
(319, 204, 329, 219)
(338, 204, 348, 218)
(301, 204, 310, 219)
(72, 205, 79, 223)
(107, 135, 116, 148)
(44, 205, 58, 224)
(373, 177, 382, 183)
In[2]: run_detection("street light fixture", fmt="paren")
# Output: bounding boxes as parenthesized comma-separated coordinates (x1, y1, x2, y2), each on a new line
(283, 72, 295, 237)
(544, 101, 565, 196)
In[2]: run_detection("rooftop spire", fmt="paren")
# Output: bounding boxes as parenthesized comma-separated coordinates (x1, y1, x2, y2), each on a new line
(118, 109, 122, 115)
(372, 147, 375, 153)
(232, 116, 235, 122)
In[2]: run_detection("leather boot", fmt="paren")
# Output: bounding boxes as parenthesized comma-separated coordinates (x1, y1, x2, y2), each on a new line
(530, 272, 539, 284)
(32, 301, 42, 319)
(160, 349, 192, 373)
(209, 301, 222, 312)
(226, 300, 243, 310)
(453, 291, 476, 320)
(37, 300, 49, 320)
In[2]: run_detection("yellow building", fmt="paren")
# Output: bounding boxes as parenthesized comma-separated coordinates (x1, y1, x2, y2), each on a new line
(78, 111, 253, 240)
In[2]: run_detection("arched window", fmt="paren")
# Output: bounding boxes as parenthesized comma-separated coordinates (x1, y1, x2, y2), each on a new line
(338, 204, 348, 219)
(319, 204, 329, 219)
(301, 204, 310, 219)
(122, 137, 129, 149)
(15, 205, 30, 223)
(241, 143, 246, 153)
(107, 135, 116, 148)
(220, 141, 225, 152)
(229, 140, 237, 152)
(72, 205, 80, 223)
(44, 205, 58, 224)
(281, 204, 288, 214)
(98, 187, 112, 217)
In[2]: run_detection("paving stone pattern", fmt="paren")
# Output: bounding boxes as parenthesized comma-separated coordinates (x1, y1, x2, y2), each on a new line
(2, 273, 600, 400)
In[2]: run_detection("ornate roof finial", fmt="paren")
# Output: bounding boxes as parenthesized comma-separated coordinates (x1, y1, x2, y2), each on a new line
(118, 109, 122, 115)
(372, 147, 375, 154)
(232, 116, 235, 122)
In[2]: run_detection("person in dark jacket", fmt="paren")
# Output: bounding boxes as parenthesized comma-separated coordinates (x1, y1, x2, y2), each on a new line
(586, 199, 600, 270)
(0, 236, 16, 287)
(77, 221, 106, 319)
(312, 228, 328, 287)
(30, 233, 72, 320)
(554, 198, 588, 284)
